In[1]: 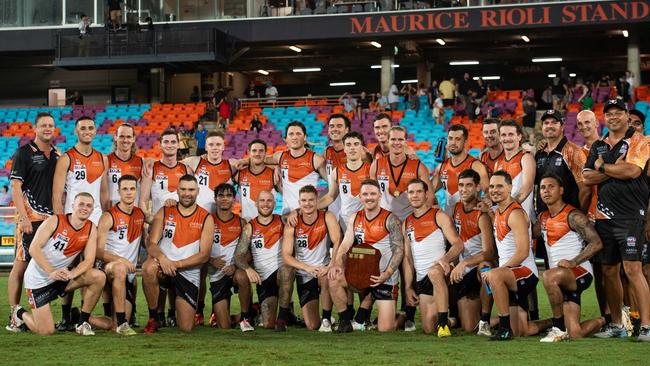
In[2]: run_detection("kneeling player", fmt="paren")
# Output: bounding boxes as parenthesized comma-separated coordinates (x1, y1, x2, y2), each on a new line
(483, 171, 551, 340)
(234, 190, 284, 329)
(208, 183, 251, 330)
(97, 175, 145, 335)
(279, 185, 341, 331)
(142, 175, 214, 333)
(328, 179, 404, 333)
(448, 170, 496, 334)
(402, 178, 464, 336)
(536, 174, 605, 341)
(11, 193, 110, 336)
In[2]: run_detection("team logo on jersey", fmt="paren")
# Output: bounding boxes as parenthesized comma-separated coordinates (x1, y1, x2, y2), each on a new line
(554, 157, 563, 166)
(119, 217, 126, 225)
(619, 142, 628, 155)
(168, 213, 174, 220)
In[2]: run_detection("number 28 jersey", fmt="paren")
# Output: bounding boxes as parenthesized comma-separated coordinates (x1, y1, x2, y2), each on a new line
(24, 214, 93, 289)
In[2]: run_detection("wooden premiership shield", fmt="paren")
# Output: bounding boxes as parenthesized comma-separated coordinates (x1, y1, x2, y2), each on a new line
(345, 244, 380, 291)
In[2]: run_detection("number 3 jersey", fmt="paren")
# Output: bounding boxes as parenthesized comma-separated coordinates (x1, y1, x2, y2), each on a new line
(159, 205, 211, 286)
(352, 208, 398, 286)
(24, 214, 93, 289)
(64, 148, 105, 225)
(250, 214, 284, 281)
(107, 153, 143, 205)
(237, 166, 275, 222)
(294, 211, 330, 282)
(209, 213, 242, 282)
(195, 158, 233, 214)
(104, 205, 145, 278)
(151, 161, 188, 215)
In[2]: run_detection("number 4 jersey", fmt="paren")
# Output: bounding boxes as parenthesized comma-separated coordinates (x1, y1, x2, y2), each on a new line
(24, 214, 94, 289)
(64, 148, 105, 225)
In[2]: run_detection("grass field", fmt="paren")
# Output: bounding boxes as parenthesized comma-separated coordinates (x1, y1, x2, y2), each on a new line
(0, 275, 646, 366)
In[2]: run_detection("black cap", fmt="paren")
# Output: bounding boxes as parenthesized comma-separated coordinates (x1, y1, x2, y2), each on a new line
(629, 109, 646, 124)
(541, 109, 563, 123)
(603, 99, 628, 113)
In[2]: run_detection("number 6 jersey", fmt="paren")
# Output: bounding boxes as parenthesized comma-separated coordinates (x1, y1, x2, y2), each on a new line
(107, 152, 143, 206)
(24, 214, 93, 289)
(64, 148, 105, 225)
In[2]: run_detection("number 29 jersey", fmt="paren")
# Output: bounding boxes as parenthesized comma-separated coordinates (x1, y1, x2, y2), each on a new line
(24, 214, 93, 289)
(64, 148, 105, 225)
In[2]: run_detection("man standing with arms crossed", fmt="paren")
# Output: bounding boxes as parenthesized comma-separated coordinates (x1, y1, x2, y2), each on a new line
(6, 112, 60, 332)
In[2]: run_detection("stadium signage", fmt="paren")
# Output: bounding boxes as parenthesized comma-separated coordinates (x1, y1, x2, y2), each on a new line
(349, 0, 649, 35)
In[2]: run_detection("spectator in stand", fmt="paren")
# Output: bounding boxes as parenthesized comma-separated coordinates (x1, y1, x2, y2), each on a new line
(457, 72, 477, 116)
(338, 92, 357, 117)
(265, 81, 278, 107)
(521, 96, 538, 146)
(625, 70, 635, 100)
(212, 86, 226, 112)
(388, 84, 400, 110)
(432, 95, 444, 125)
(178, 126, 191, 158)
(68, 91, 84, 106)
(439, 77, 455, 108)
(428, 80, 439, 107)
(357, 91, 371, 123)
(250, 114, 263, 133)
(551, 76, 568, 111)
(218, 96, 231, 127)
(0, 185, 12, 206)
(78, 14, 91, 57)
(374, 92, 388, 112)
(597, 74, 611, 88)
(475, 77, 487, 104)
(245, 81, 259, 99)
(108, 0, 123, 31)
(190, 86, 200, 103)
(616, 75, 631, 103)
(570, 78, 589, 105)
(194, 122, 207, 156)
(541, 85, 553, 110)
(401, 84, 418, 111)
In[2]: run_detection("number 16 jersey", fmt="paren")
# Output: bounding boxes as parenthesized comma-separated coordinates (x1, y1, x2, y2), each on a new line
(250, 214, 284, 281)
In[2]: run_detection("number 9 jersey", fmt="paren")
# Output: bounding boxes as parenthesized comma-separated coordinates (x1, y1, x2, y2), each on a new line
(24, 214, 93, 289)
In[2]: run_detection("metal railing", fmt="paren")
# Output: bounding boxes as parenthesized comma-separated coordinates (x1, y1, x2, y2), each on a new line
(239, 95, 353, 109)
(55, 27, 215, 60)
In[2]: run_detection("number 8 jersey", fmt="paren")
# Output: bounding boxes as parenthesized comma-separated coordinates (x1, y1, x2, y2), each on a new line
(24, 214, 93, 289)
(64, 148, 105, 225)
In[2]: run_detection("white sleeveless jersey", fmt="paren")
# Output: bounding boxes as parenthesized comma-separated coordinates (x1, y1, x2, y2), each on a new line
(107, 153, 143, 206)
(294, 212, 330, 282)
(279, 150, 320, 215)
(494, 202, 538, 275)
(453, 202, 485, 274)
(104, 205, 145, 282)
(237, 166, 276, 222)
(151, 161, 187, 216)
(337, 161, 370, 232)
(405, 209, 447, 281)
(64, 148, 104, 225)
(209, 214, 242, 282)
(195, 158, 233, 214)
(494, 151, 535, 223)
(250, 215, 284, 281)
(540, 205, 593, 274)
(24, 215, 93, 289)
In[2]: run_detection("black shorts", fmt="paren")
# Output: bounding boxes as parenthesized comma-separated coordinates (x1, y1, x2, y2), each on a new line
(594, 219, 646, 264)
(562, 267, 593, 306)
(160, 274, 199, 309)
(507, 266, 538, 311)
(415, 276, 433, 296)
(451, 267, 481, 300)
(210, 276, 233, 305)
(97, 262, 136, 305)
(296, 277, 320, 307)
(371, 284, 398, 301)
(15, 220, 43, 262)
(256, 270, 279, 304)
(26, 280, 70, 309)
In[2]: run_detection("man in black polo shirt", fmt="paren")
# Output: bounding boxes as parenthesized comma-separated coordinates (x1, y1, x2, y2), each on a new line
(535, 110, 590, 215)
(583, 99, 650, 341)
(6, 112, 60, 332)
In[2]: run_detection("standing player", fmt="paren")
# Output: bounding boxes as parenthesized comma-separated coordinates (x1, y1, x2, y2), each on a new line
(234, 190, 284, 329)
(535, 174, 605, 341)
(264, 122, 326, 215)
(583, 99, 650, 341)
(448, 169, 496, 335)
(207, 183, 250, 330)
(482, 171, 550, 340)
(236, 139, 280, 221)
(328, 179, 404, 333)
(479, 118, 504, 176)
(322, 114, 350, 219)
(402, 178, 463, 336)
(141, 175, 214, 333)
(182, 131, 239, 214)
(279, 185, 341, 331)
(370, 113, 393, 159)
(140, 129, 192, 217)
(319, 131, 371, 231)
(432, 124, 489, 215)
(52, 116, 108, 330)
(52, 116, 108, 225)
(107, 124, 144, 206)
(96, 175, 145, 335)
(370, 126, 432, 221)
(10, 193, 109, 336)
(6, 112, 60, 332)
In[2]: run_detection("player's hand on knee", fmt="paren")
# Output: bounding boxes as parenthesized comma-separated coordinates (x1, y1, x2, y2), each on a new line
(328, 265, 343, 281)
(245, 268, 261, 285)
(450, 263, 464, 284)
(48, 268, 68, 281)
(222, 265, 235, 276)
(20, 220, 33, 234)
(210, 255, 226, 269)
(119, 258, 136, 273)
(406, 288, 419, 306)
(158, 256, 177, 276)
(557, 259, 576, 269)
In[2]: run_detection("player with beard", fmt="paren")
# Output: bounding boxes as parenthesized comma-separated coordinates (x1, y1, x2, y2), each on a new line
(432, 124, 489, 215)
(322, 114, 350, 220)
(479, 118, 504, 176)
(142, 175, 214, 333)
(236, 139, 280, 222)
(402, 178, 464, 336)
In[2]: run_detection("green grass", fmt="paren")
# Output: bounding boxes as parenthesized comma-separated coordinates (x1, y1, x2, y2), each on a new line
(0, 275, 646, 366)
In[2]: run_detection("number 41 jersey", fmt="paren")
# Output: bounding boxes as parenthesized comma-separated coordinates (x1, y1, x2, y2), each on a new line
(24, 214, 93, 289)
